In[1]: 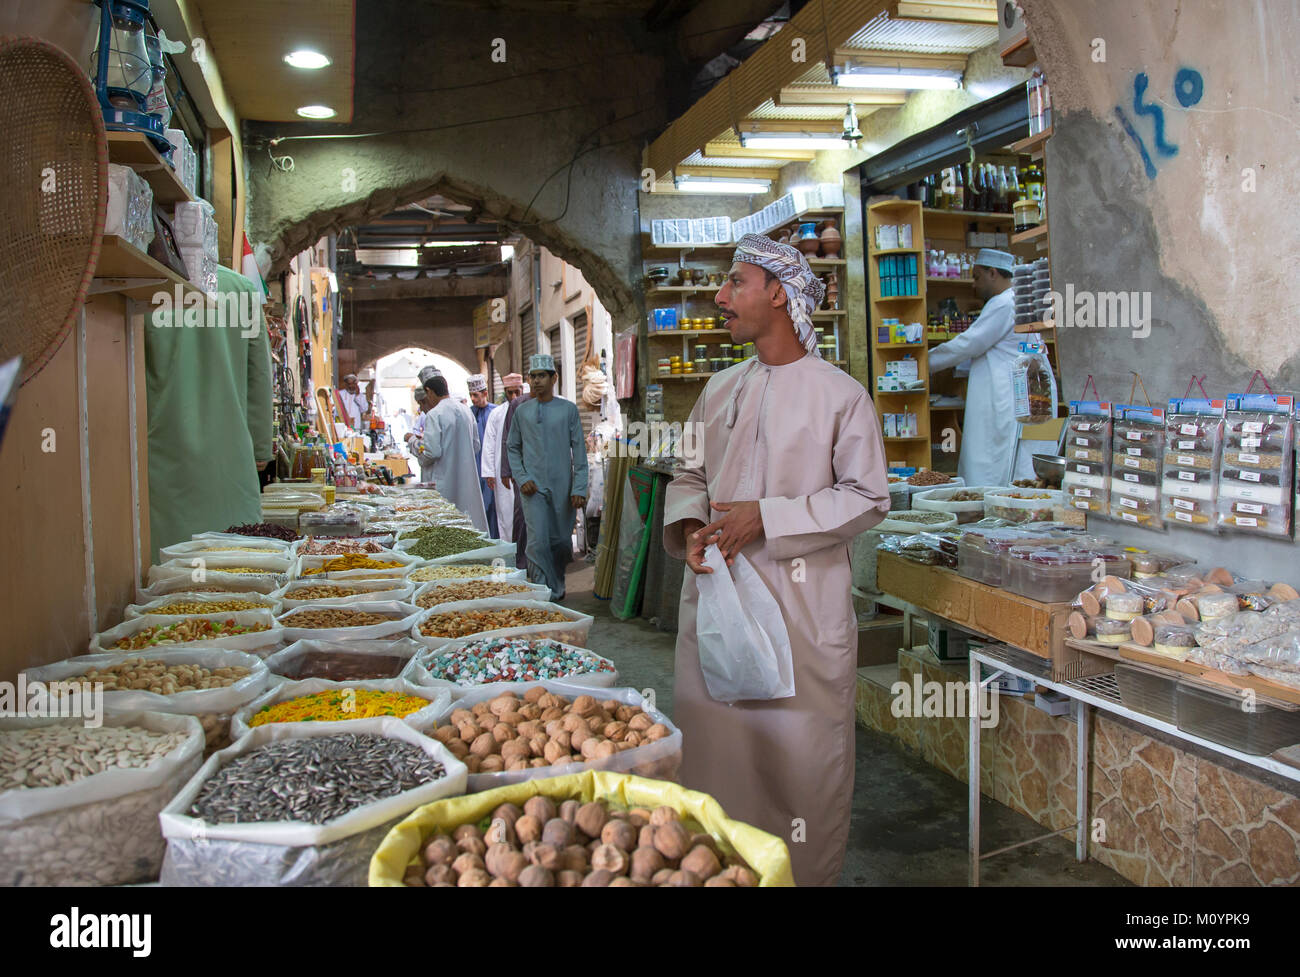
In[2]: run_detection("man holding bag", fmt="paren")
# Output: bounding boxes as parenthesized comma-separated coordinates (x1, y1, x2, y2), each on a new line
(664, 235, 890, 886)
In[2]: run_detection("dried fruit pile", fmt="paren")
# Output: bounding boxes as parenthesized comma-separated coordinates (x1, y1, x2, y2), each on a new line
(114, 618, 271, 650)
(406, 797, 757, 887)
(420, 607, 570, 639)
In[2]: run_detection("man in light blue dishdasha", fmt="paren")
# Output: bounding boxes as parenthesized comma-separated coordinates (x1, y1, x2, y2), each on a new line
(505, 354, 588, 601)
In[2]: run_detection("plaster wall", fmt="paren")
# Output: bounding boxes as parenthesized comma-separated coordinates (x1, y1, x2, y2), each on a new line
(346, 296, 482, 376)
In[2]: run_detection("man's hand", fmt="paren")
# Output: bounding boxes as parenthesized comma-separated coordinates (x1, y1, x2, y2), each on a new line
(699, 500, 764, 565)
(256, 459, 270, 471)
(683, 519, 714, 574)
(501, 476, 512, 490)
(570, 495, 586, 510)
(520, 480, 538, 496)
(486, 477, 496, 489)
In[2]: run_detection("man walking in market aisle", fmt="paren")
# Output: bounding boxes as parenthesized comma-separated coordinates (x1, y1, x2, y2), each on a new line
(664, 234, 890, 886)
(467, 373, 498, 538)
(420, 374, 490, 531)
(506, 354, 587, 602)
(482, 372, 525, 543)
(498, 379, 532, 571)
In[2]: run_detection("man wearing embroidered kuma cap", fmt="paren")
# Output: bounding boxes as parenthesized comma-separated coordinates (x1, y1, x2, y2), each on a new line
(928, 247, 1037, 484)
(663, 233, 890, 886)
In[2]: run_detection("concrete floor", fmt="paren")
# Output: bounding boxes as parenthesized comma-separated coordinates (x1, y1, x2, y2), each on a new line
(561, 557, 1126, 886)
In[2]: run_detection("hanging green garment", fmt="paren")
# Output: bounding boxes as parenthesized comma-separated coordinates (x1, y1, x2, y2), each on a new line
(145, 265, 272, 561)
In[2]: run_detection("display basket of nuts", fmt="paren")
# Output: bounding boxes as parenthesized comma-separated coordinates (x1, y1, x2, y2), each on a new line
(369, 770, 794, 887)
(154, 550, 294, 577)
(412, 598, 595, 651)
(231, 677, 451, 739)
(264, 638, 425, 684)
(428, 683, 681, 790)
(91, 608, 283, 654)
(408, 562, 527, 584)
(158, 718, 468, 886)
(912, 485, 1012, 524)
(25, 648, 272, 756)
(278, 578, 415, 609)
(411, 578, 552, 609)
(124, 591, 285, 619)
(136, 569, 289, 601)
(160, 536, 296, 563)
(406, 637, 619, 692)
(276, 601, 424, 642)
(292, 549, 420, 582)
(0, 711, 205, 886)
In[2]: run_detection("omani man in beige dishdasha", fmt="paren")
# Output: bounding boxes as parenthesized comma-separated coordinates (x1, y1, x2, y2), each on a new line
(664, 234, 890, 886)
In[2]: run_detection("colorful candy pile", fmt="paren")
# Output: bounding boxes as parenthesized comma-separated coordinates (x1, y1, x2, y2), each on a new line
(416, 637, 615, 686)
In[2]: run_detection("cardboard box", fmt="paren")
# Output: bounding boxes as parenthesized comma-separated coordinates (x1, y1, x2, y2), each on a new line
(926, 618, 970, 661)
(857, 617, 904, 668)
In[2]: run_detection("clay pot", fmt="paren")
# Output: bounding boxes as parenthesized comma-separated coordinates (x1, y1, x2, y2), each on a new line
(818, 219, 842, 258)
(796, 222, 820, 256)
(825, 276, 840, 310)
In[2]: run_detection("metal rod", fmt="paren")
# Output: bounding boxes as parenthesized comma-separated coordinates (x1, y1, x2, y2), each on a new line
(980, 824, 1079, 860)
(968, 653, 981, 887)
(1076, 698, 1091, 862)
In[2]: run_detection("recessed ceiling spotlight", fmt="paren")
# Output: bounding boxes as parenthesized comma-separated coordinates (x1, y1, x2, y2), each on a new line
(296, 105, 336, 119)
(285, 50, 331, 69)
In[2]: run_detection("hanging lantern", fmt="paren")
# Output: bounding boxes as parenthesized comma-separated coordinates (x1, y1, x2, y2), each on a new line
(87, 0, 169, 152)
(144, 30, 171, 129)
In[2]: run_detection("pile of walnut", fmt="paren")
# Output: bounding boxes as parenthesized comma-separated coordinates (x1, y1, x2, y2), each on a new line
(430, 689, 670, 774)
(406, 798, 759, 887)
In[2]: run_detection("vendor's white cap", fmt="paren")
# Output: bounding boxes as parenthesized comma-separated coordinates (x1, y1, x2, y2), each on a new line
(466, 374, 487, 392)
(974, 248, 1015, 272)
(528, 353, 556, 373)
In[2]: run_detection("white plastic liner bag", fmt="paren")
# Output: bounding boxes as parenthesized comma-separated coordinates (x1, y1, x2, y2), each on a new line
(230, 677, 451, 739)
(155, 550, 293, 576)
(407, 562, 527, 585)
(125, 591, 284, 619)
(138, 568, 287, 601)
(0, 711, 204, 886)
(90, 608, 283, 655)
(161, 537, 294, 562)
(158, 718, 468, 886)
(411, 578, 551, 610)
(405, 637, 618, 693)
(292, 548, 419, 582)
(279, 578, 415, 609)
(276, 601, 424, 643)
(395, 534, 518, 566)
(264, 638, 424, 684)
(411, 598, 595, 651)
(429, 681, 680, 791)
(25, 649, 270, 755)
(694, 543, 796, 702)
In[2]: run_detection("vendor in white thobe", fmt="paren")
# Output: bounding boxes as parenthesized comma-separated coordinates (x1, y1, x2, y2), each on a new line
(406, 384, 434, 483)
(337, 374, 368, 433)
(421, 373, 489, 530)
(928, 248, 1038, 485)
(481, 372, 525, 543)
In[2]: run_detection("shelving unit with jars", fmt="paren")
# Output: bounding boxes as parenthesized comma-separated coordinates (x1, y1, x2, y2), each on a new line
(641, 206, 847, 387)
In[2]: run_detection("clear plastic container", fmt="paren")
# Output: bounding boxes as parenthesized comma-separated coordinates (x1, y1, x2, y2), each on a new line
(983, 489, 1061, 524)
(1115, 663, 1177, 724)
(1002, 546, 1098, 602)
(1175, 681, 1300, 755)
(956, 528, 1042, 585)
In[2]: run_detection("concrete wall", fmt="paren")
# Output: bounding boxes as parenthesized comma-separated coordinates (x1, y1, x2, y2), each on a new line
(245, 1, 669, 331)
(1023, 0, 1300, 578)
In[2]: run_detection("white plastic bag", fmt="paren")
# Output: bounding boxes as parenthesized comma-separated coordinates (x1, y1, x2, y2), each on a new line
(279, 578, 415, 609)
(396, 537, 518, 565)
(125, 591, 283, 619)
(264, 638, 424, 683)
(276, 601, 424, 643)
(25, 649, 270, 755)
(138, 569, 287, 600)
(90, 608, 283, 655)
(430, 682, 680, 791)
(407, 563, 526, 585)
(0, 711, 203, 886)
(405, 638, 618, 692)
(158, 719, 467, 886)
(694, 544, 796, 702)
(411, 598, 595, 651)
(292, 549, 419, 581)
(155, 550, 293, 576)
(161, 537, 293, 562)
(230, 677, 451, 739)
(411, 578, 551, 609)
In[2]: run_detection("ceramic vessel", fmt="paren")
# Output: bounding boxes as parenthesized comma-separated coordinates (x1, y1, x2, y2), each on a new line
(797, 222, 820, 256)
(818, 218, 842, 257)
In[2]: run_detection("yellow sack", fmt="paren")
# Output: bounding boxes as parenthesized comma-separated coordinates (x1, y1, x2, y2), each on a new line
(370, 770, 794, 886)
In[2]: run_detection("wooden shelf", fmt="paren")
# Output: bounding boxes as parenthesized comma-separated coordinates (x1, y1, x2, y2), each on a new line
(106, 130, 194, 205)
(1011, 224, 1048, 245)
(883, 436, 928, 442)
(922, 208, 1014, 222)
(1014, 321, 1053, 333)
(812, 310, 846, 317)
(1008, 125, 1053, 155)
(92, 234, 209, 302)
(658, 372, 720, 380)
(869, 199, 917, 212)
(871, 247, 922, 256)
(927, 276, 974, 284)
(808, 258, 847, 266)
(646, 285, 715, 294)
(876, 387, 928, 395)
(875, 293, 922, 302)
(648, 329, 730, 337)
(877, 342, 925, 349)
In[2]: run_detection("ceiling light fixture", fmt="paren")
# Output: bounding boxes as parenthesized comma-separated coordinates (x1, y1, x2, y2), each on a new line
(739, 132, 848, 151)
(284, 50, 331, 69)
(834, 68, 962, 90)
(296, 104, 336, 119)
(673, 175, 771, 194)
(842, 102, 863, 143)
(421, 240, 495, 248)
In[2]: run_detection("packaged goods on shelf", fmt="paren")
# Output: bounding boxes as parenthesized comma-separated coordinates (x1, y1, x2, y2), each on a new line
(1110, 404, 1166, 528)
(105, 163, 155, 251)
(172, 199, 218, 255)
(1010, 343, 1056, 424)
(179, 246, 218, 296)
(1216, 394, 1294, 538)
(165, 127, 198, 196)
(1061, 402, 1113, 514)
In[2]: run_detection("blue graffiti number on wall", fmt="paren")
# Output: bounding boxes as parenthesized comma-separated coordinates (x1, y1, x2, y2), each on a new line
(1116, 67, 1204, 178)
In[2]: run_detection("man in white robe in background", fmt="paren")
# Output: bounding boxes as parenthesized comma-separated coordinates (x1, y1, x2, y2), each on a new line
(420, 373, 489, 530)
(664, 234, 890, 886)
(481, 372, 524, 543)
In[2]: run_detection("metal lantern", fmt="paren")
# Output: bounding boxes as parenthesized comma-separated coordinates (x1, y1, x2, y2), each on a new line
(88, 0, 169, 151)
(144, 30, 171, 129)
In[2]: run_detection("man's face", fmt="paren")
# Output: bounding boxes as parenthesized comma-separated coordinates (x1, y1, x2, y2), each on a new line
(505, 386, 523, 401)
(528, 370, 555, 397)
(344, 377, 359, 393)
(972, 265, 1003, 301)
(715, 262, 785, 344)
(470, 390, 488, 407)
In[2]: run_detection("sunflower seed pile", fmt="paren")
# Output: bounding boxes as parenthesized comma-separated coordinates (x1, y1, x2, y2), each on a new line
(189, 733, 445, 825)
